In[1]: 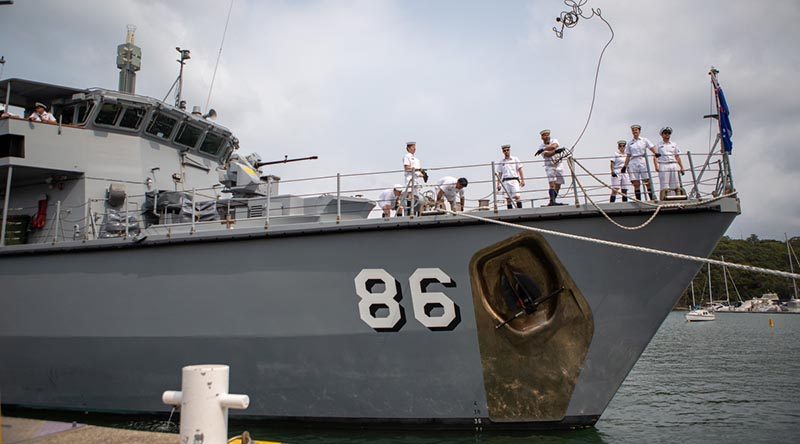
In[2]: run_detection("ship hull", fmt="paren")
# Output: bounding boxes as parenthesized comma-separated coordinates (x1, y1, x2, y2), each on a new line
(0, 201, 738, 429)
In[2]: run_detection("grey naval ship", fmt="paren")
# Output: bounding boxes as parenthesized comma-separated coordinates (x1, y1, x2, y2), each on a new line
(0, 35, 739, 430)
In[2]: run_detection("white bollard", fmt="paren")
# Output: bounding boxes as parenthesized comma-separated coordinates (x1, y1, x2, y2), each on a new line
(162, 364, 249, 444)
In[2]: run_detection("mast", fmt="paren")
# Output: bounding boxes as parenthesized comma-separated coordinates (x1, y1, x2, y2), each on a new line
(787, 233, 799, 301)
(116, 25, 141, 94)
(708, 263, 713, 305)
(722, 255, 730, 305)
(690, 281, 696, 309)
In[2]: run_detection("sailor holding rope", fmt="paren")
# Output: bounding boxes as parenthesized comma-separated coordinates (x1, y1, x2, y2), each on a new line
(496, 144, 525, 209)
(654, 127, 685, 198)
(621, 124, 657, 201)
(402, 141, 426, 214)
(534, 129, 566, 206)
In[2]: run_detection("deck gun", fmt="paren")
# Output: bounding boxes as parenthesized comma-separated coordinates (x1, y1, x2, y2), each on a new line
(255, 155, 318, 168)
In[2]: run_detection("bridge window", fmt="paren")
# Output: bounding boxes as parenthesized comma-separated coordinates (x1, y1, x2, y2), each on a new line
(174, 122, 203, 149)
(199, 132, 224, 155)
(146, 112, 178, 140)
(118, 106, 146, 130)
(95, 102, 122, 126)
(60, 101, 94, 125)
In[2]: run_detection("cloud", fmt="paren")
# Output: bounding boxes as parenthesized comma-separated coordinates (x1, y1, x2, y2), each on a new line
(1, 0, 797, 239)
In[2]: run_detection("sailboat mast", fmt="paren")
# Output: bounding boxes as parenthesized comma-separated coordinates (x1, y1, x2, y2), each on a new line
(722, 255, 730, 304)
(708, 263, 713, 304)
(787, 233, 798, 300)
(691, 281, 696, 308)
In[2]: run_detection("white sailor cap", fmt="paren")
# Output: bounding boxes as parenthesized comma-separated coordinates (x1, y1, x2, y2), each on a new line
(406, 141, 416, 147)
(501, 144, 511, 149)
(34, 102, 46, 109)
(393, 183, 403, 191)
(660, 126, 673, 134)
(630, 124, 642, 130)
(539, 129, 551, 135)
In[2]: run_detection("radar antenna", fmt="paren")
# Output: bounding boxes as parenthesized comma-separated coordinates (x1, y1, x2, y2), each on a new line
(116, 25, 142, 94)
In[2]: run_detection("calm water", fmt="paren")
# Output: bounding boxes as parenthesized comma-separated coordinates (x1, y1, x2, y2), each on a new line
(15, 312, 800, 443)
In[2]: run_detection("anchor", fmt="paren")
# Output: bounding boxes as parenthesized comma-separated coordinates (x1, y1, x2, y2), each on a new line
(495, 264, 564, 329)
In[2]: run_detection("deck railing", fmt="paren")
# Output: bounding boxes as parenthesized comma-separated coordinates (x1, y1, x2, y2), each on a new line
(0, 150, 733, 246)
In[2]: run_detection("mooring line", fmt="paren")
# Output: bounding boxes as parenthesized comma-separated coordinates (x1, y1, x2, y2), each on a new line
(444, 209, 800, 280)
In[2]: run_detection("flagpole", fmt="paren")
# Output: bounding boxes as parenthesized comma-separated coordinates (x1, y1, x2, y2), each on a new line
(709, 67, 735, 194)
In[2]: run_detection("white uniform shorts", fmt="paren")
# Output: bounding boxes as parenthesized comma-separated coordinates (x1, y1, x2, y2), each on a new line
(546, 167, 565, 185)
(611, 172, 630, 190)
(658, 163, 680, 190)
(626, 158, 650, 182)
(499, 179, 521, 199)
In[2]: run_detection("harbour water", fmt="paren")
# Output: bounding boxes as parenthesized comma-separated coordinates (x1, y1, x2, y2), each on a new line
(8, 312, 799, 443)
(224, 311, 800, 443)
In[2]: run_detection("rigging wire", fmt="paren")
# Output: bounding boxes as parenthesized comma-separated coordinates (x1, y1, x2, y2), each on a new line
(551, 0, 615, 161)
(205, 0, 235, 111)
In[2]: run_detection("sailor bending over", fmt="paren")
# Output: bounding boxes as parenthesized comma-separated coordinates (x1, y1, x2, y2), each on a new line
(377, 184, 404, 218)
(496, 144, 525, 209)
(435, 176, 468, 211)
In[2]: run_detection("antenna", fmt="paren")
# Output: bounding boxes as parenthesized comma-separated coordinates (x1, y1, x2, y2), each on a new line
(116, 25, 142, 94)
(0, 56, 6, 80)
(163, 47, 191, 107)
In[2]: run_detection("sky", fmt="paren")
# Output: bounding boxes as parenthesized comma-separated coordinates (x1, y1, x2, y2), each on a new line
(1, 0, 798, 240)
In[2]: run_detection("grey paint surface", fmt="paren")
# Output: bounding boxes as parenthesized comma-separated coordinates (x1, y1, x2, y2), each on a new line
(0, 204, 735, 427)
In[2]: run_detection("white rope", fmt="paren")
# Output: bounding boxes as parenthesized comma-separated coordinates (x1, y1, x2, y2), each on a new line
(443, 209, 800, 280)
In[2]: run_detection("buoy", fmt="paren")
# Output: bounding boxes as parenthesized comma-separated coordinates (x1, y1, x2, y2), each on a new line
(769, 318, 775, 328)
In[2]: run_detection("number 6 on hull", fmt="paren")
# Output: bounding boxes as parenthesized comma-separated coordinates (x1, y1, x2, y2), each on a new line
(409, 268, 460, 331)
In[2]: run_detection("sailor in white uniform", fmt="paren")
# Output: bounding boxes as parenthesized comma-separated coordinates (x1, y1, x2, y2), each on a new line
(27, 102, 56, 123)
(402, 141, 426, 215)
(534, 129, 565, 206)
(621, 124, 657, 201)
(377, 184, 404, 218)
(435, 176, 468, 211)
(654, 127, 685, 197)
(610, 140, 630, 202)
(496, 144, 525, 209)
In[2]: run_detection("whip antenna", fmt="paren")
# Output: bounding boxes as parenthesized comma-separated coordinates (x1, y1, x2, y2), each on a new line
(205, 0, 235, 111)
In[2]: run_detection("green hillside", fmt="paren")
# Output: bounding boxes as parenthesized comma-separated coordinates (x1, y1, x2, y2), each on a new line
(676, 235, 799, 308)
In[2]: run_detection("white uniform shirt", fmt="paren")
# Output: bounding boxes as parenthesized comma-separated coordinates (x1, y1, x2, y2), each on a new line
(625, 137, 655, 159)
(612, 151, 626, 173)
(539, 138, 563, 169)
(496, 156, 522, 180)
(28, 111, 56, 123)
(436, 176, 464, 201)
(377, 189, 399, 209)
(656, 141, 681, 164)
(403, 152, 423, 185)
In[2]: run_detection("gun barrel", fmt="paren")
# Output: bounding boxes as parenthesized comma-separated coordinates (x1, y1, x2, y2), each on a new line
(255, 156, 318, 168)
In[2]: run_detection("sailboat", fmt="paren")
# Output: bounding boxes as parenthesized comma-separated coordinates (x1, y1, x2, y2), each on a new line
(686, 264, 716, 321)
(712, 255, 743, 312)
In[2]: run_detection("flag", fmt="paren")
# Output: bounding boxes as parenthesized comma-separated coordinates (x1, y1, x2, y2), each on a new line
(716, 84, 733, 154)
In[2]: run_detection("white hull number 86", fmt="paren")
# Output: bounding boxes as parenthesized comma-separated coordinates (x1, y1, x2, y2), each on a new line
(354, 268, 461, 332)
